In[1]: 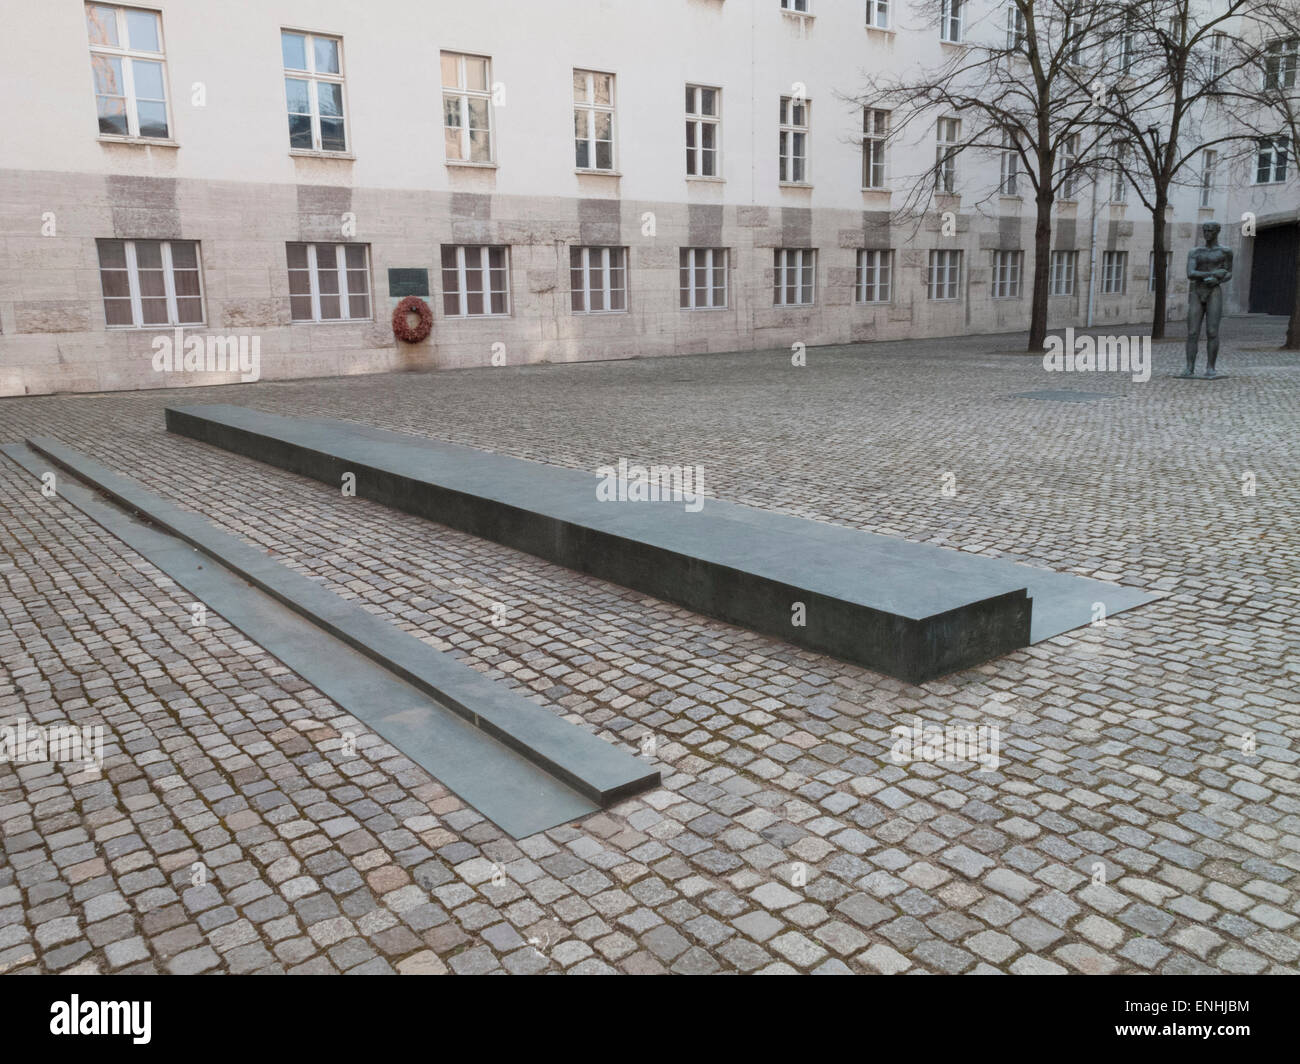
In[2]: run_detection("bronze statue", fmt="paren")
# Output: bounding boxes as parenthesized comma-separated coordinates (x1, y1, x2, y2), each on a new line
(1182, 221, 1232, 379)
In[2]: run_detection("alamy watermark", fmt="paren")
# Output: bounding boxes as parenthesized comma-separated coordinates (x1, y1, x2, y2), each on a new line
(890, 717, 1000, 772)
(0, 718, 104, 773)
(595, 458, 706, 512)
(1043, 327, 1151, 383)
(151, 328, 261, 382)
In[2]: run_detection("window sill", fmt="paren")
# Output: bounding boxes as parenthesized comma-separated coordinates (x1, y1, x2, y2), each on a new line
(779, 181, 813, 189)
(855, 301, 891, 307)
(290, 318, 374, 325)
(572, 310, 629, 316)
(686, 175, 726, 183)
(940, 39, 968, 48)
(575, 169, 621, 177)
(446, 160, 498, 169)
(865, 26, 894, 35)
(861, 187, 889, 194)
(107, 321, 205, 329)
(98, 135, 180, 148)
(999, 194, 1023, 201)
(773, 303, 816, 309)
(781, 10, 815, 21)
(444, 313, 512, 320)
(289, 149, 355, 160)
(681, 305, 730, 312)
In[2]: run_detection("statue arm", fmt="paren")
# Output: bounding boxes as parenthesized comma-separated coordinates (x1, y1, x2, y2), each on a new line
(1186, 249, 1207, 281)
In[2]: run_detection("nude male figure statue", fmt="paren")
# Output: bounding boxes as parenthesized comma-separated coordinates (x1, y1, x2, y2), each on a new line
(1182, 221, 1233, 379)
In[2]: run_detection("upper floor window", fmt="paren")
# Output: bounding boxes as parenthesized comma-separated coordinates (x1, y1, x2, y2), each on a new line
(287, 243, 370, 321)
(863, 108, 888, 189)
(866, 0, 890, 29)
(97, 239, 202, 326)
(1200, 148, 1217, 207)
(282, 31, 347, 152)
(85, 4, 170, 139)
(1000, 131, 1019, 195)
(779, 96, 809, 183)
(685, 85, 720, 177)
(1005, 4, 1026, 51)
(935, 116, 960, 192)
(1059, 133, 1080, 199)
(1264, 38, 1298, 90)
(941, 0, 963, 43)
(1257, 137, 1289, 184)
(1065, 1, 1085, 66)
(781, 0, 811, 11)
(1111, 145, 1128, 202)
(442, 52, 493, 163)
(574, 70, 616, 171)
(1208, 32, 1225, 81)
(1120, 11, 1136, 74)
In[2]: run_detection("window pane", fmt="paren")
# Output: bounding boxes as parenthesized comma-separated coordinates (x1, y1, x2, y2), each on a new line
(288, 113, 312, 149)
(313, 37, 340, 75)
(444, 94, 463, 129)
(317, 82, 343, 117)
(593, 74, 612, 105)
(97, 96, 128, 136)
(290, 295, 313, 321)
(140, 298, 168, 325)
(595, 141, 612, 170)
(170, 241, 197, 269)
(469, 128, 490, 161)
(441, 53, 459, 88)
(176, 297, 203, 324)
(137, 101, 168, 138)
(465, 57, 488, 91)
(700, 88, 716, 116)
(92, 54, 123, 96)
(319, 295, 341, 319)
(319, 118, 346, 152)
(287, 243, 309, 270)
(100, 270, 130, 298)
(285, 78, 311, 113)
(281, 32, 307, 70)
(86, 5, 119, 47)
(134, 241, 161, 269)
(344, 244, 366, 269)
(572, 70, 587, 102)
(125, 9, 159, 52)
(104, 299, 134, 326)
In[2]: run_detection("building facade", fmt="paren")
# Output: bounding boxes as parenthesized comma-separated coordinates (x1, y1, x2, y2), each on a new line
(0, 0, 1256, 396)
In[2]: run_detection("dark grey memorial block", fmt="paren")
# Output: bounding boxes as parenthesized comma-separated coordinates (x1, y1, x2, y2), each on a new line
(165, 405, 1159, 683)
(4, 440, 658, 838)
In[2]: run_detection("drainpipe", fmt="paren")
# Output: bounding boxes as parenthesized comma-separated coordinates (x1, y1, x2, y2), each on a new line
(1086, 167, 1099, 328)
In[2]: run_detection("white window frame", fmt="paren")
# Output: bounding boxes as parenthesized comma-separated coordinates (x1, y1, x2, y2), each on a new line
(441, 51, 494, 164)
(282, 30, 348, 153)
(1147, 250, 1170, 293)
(1101, 250, 1127, 294)
(442, 245, 510, 317)
(1000, 130, 1019, 195)
(574, 69, 616, 172)
(782, 0, 811, 12)
(1200, 148, 1217, 207)
(779, 96, 810, 184)
(85, 3, 171, 140)
(288, 243, 371, 322)
(685, 85, 721, 178)
(941, 0, 963, 43)
(1256, 137, 1289, 183)
(855, 249, 893, 303)
(1120, 11, 1136, 74)
(1264, 38, 1298, 90)
(1059, 134, 1080, 200)
(927, 249, 962, 300)
(773, 249, 816, 306)
(1049, 250, 1076, 296)
(991, 250, 1023, 299)
(1006, 3, 1026, 50)
(1208, 32, 1225, 81)
(863, 108, 888, 189)
(866, 0, 890, 29)
(98, 238, 203, 328)
(680, 248, 729, 310)
(1111, 145, 1128, 202)
(570, 246, 628, 313)
(936, 117, 960, 192)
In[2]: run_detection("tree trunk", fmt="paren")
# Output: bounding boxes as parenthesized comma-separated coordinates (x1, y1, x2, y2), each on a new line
(1285, 228, 1300, 349)
(1150, 196, 1168, 340)
(1028, 188, 1053, 351)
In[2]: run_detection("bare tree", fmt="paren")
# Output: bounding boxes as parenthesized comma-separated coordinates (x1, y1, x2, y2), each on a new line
(1084, 0, 1263, 339)
(853, 0, 1113, 351)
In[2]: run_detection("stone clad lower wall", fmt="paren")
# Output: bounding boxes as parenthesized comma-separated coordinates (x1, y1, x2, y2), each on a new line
(1, 168, 1197, 396)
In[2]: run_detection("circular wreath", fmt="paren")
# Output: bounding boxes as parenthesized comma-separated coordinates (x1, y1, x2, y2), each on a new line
(391, 296, 433, 343)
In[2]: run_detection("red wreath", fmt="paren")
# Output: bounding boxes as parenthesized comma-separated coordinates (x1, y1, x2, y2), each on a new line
(391, 296, 433, 343)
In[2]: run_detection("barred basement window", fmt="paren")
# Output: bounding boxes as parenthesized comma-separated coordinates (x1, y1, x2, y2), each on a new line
(570, 246, 627, 312)
(685, 85, 720, 177)
(442, 52, 493, 163)
(1102, 250, 1127, 294)
(927, 249, 962, 300)
(441, 245, 509, 316)
(991, 250, 1023, 299)
(779, 96, 809, 183)
(863, 108, 888, 189)
(282, 30, 347, 152)
(856, 249, 892, 303)
(773, 249, 816, 306)
(1049, 250, 1076, 296)
(85, 3, 171, 139)
(287, 243, 370, 321)
(574, 70, 616, 171)
(97, 239, 202, 327)
(679, 248, 729, 309)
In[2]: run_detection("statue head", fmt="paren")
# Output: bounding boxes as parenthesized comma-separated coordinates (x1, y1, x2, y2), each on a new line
(1202, 221, 1221, 245)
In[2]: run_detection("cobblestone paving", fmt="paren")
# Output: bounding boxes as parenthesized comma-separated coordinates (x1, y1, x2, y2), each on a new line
(1, 317, 1297, 974)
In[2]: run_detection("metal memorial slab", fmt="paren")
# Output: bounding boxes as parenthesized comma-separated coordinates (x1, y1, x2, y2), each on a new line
(165, 404, 1160, 683)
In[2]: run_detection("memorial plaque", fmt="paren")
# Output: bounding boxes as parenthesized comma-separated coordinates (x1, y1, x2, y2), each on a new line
(388, 268, 430, 298)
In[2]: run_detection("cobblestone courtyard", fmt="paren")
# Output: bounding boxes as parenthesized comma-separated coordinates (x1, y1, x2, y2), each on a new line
(1, 317, 1297, 975)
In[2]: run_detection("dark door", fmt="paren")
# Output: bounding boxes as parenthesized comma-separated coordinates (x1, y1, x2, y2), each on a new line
(1248, 224, 1298, 315)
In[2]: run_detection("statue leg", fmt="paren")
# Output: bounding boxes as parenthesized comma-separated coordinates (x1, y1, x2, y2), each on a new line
(1185, 291, 1205, 375)
(1204, 286, 1224, 376)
